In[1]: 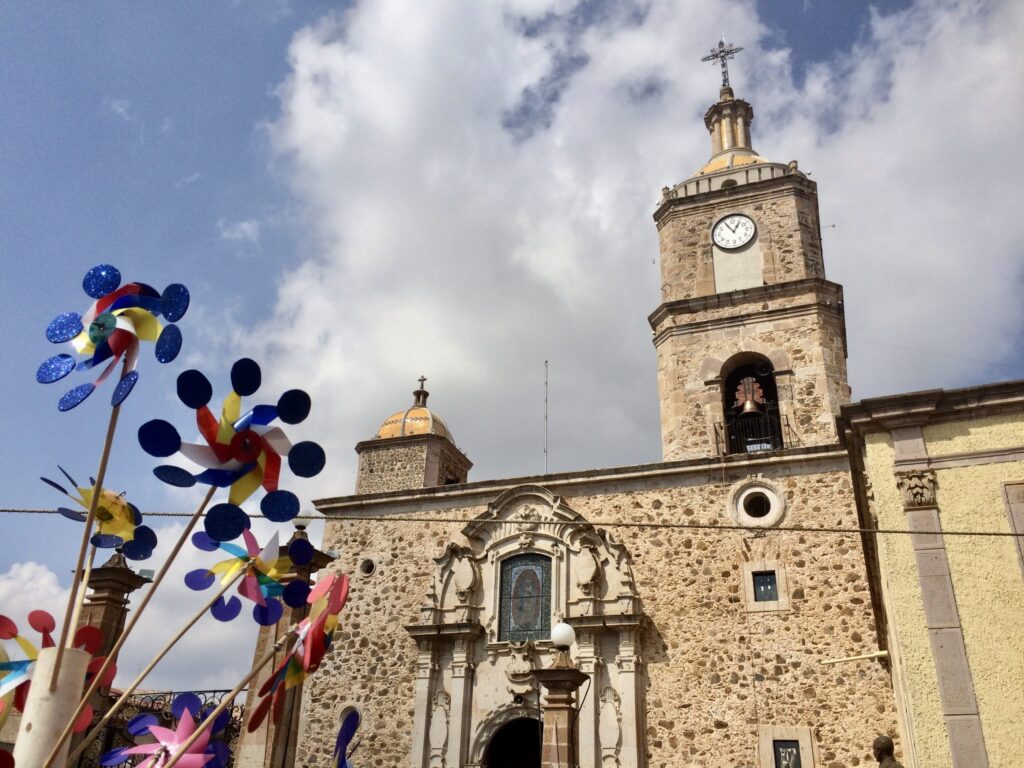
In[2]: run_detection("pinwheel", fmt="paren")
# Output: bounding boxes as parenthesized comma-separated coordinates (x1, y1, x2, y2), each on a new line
(40, 466, 157, 558)
(99, 693, 233, 768)
(246, 572, 350, 731)
(37, 264, 189, 411)
(333, 709, 361, 768)
(138, 358, 326, 542)
(184, 530, 316, 626)
(0, 613, 114, 734)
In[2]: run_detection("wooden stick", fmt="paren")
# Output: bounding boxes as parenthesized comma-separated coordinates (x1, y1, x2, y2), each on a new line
(50, 400, 122, 690)
(63, 564, 246, 767)
(42, 485, 218, 768)
(163, 624, 298, 768)
(66, 544, 97, 638)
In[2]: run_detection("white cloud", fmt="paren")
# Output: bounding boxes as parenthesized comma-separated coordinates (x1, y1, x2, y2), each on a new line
(104, 97, 135, 124)
(217, 218, 262, 247)
(175, 171, 202, 189)
(248, 0, 1023, 493)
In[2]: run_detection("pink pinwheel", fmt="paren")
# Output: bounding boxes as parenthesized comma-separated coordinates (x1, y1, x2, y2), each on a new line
(184, 529, 315, 626)
(247, 573, 350, 732)
(102, 707, 213, 768)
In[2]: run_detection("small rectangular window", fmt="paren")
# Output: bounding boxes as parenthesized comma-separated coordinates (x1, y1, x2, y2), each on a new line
(773, 739, 802, 768)
(753, 571, 778, 602)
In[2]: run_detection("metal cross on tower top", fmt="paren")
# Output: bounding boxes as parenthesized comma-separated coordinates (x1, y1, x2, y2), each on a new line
(701, 39, 744, 88)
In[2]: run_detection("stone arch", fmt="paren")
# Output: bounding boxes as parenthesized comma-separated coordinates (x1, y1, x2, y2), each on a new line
(469, 704, 540, 765)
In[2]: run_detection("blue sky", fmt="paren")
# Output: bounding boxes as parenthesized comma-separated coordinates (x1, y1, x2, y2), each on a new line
(1, 0, 1021, 689)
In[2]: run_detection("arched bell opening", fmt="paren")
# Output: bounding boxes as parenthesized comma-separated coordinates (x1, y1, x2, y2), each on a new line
(481, 717, 542, 768)
(720, 353, 784, 454)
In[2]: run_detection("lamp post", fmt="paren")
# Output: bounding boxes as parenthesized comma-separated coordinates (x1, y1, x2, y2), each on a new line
(533, 622, 588, 768)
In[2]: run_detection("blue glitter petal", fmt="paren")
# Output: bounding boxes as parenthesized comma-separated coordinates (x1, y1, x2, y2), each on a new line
(177, 369, 212, 409)
(171, 693, 203, 722)
(283, 579, 311, 608)
(184, 569, 215, 591)
(153, 465, 197, 487)
(230, 358, 261, 397)
(253, 598, 283, 626)
(46, 312, 83, 343)
(261, 490, 299, 523)
(160, 283, 190, 322)
(58, 383, 95, 411)
(120, 541, 153, 561)
(111, 371, 138, 406)
(90, 533, 123, 549)
(132, 525, 158, 550)
(288, 538, 314, 567)
(82, 265, 122, 298)
(138, 419, 182, 457)
(211, 596, 242, 622)
(37, 354, 76, 384)
(205, 503, 250, 542)
(277, 390, 312, 425)
(191, 531, 219, 551)
(288, 441, 326, 478)
(155, 324, 182, 364)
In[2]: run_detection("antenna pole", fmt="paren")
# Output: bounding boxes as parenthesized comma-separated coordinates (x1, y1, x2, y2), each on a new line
(544, 360, 549, 474)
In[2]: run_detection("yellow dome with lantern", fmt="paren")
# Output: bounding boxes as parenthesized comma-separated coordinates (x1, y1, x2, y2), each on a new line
(375, 378, 453, 441)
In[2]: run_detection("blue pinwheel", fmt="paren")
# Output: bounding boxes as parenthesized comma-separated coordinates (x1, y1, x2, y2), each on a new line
(334, 709, 360, 768)
(137, 358, 326, 543)
(37, 264, 189, 411)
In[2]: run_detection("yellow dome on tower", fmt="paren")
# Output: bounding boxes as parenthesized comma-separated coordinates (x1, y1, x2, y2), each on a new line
(375, 378, 453, 441)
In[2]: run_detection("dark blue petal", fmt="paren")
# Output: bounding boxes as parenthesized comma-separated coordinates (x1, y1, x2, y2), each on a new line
(230, 358, 261, 397)
(83, 265, 121, 298)
(129, 502, 143, 525)
(37, 354, 76, 384)
(210, 713, 232, 736)
(126, 712, 159, 736)
(46, 312, 83, 343)
(185, 569, 216, 591)
(288, 538, 314, 567)
(138, 419, 182, 457)
(58, 383, 95, 411)
(171, 692, 202, 722)
(288, 441, 326, 478)
(160, 283, 190, 322)
(155, 324, 183, 364)
(211, 596, 242, 622)
(253, 598, 283, 626)
(121, 541, 154, 562)
(191, 531, 220, 552)
(154, 464, 197, 488)
(277, 390, 311, 425)
(57, 507, 86, 522)
(90, 533, 123, 549)
(205, 503, 250, 542)
(283, 580, 311, 608)
(335, 710, 361, 762)
(40, 476, 68, 496)
(111, 370, 139, 406)
(100, 747, 130, 766)
(132, 525, 158, 550)
(177, 369, 213, 409)
(261, 490, 299, 523)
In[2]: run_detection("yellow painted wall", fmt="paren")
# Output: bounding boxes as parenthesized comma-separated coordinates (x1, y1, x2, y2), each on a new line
(863, 418, 1024, 768)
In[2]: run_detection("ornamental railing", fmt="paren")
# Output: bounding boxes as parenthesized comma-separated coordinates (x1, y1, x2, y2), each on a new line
(714, 408, 790, 456)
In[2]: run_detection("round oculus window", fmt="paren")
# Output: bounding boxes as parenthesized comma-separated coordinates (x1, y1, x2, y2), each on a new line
(728, 480, 786, 528)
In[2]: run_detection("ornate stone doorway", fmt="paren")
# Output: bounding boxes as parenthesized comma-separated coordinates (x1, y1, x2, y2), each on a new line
(482, 717, 541, 768)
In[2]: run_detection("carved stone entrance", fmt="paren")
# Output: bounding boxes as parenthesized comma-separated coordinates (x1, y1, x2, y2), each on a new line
(482, 718, 541, 768)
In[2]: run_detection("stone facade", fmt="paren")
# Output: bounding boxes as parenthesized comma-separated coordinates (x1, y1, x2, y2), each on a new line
(354, 435, 471, 494)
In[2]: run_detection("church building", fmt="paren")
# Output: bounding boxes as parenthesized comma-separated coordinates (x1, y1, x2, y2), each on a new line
(286, 57, 908, 768)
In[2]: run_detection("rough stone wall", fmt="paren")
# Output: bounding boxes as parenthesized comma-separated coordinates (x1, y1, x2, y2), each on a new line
(655, 299, 850, 461)
(356, 443, 428, 494)
(300, 456, 897, 768)
(656, 180, 822, 302)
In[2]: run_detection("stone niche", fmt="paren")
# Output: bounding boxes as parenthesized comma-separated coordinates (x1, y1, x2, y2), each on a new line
(405, 484, 646, 768)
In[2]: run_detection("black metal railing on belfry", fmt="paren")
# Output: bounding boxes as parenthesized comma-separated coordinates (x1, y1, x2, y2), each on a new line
(715, 407, 786, 455)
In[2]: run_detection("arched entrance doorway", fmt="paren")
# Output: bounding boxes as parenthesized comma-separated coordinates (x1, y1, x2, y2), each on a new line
(482, 717, 541, 768)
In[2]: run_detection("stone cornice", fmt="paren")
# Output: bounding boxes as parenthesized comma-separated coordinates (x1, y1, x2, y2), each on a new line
(653, 173, 817, 225)
(356, 432, 472, 467)
(841, 379, 1024, 436)
(314, 444, 850, 517)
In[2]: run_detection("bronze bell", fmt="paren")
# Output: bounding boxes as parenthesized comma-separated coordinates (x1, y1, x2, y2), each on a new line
(740, 398, 762, 415)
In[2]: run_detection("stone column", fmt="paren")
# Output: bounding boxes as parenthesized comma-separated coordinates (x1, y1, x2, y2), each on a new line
(446, 636, 476, 768)
(409, 637, 436, 768)
(709, 118, 722, 154)
(534, 650, 588, 768)
(615, 626, 643, 768)
(575, 632, 600, 768)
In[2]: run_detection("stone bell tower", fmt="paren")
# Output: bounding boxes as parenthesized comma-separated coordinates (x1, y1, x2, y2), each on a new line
(650, 42, 850, 461)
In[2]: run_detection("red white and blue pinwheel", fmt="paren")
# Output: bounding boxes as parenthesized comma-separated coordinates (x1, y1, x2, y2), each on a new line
(137, 358, 326, 543)
(37, 264, 189, 411)
(100, 693, 233, 768)
(184, 529, 316, 626)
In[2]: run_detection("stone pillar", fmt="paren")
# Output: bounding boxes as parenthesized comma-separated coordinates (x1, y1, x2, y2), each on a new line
(615, 626, 643, 768)
(709, 118, 722, 154)
(77, 550, 151, 664)
(409, 637, 436, 768)
(446, 636, 475, 768)
(534, 650, 588, 768)
(575, 632, 600, 768)
(895, 469, 990, 768)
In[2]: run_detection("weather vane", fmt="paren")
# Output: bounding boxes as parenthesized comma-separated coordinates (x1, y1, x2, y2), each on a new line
(701, 38, 744, 88)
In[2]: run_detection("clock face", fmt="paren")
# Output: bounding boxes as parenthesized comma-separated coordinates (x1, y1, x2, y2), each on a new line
(712, 214, 756, 250)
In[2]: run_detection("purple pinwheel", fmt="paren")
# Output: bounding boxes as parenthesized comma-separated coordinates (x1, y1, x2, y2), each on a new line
(184, 529, 316, 626)
(100, 693, 232, 768)
(137, 358, 325, 543)
(37, 264, 189, 410)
